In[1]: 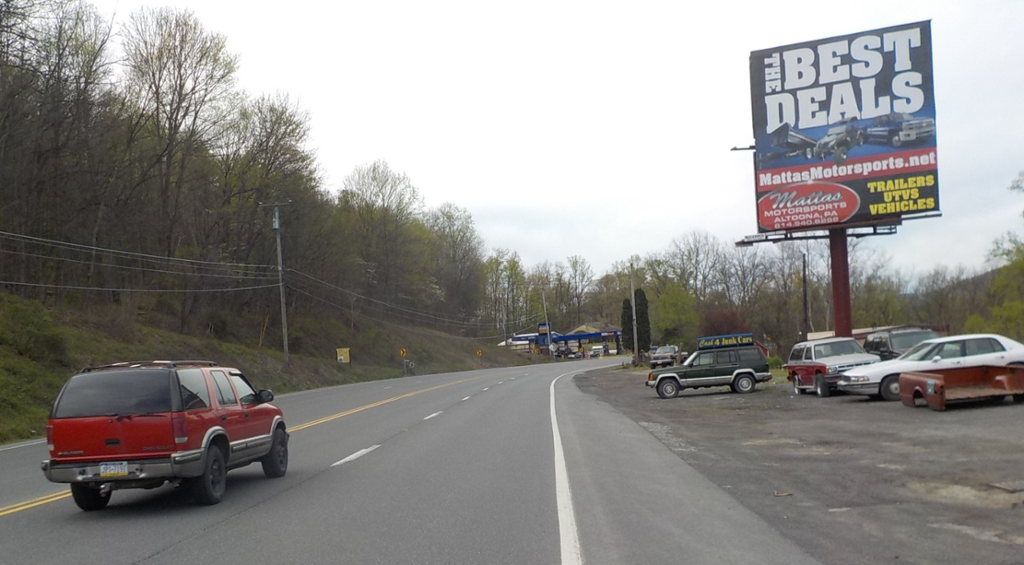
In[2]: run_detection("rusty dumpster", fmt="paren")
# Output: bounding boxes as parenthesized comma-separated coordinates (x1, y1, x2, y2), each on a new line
(899, 365, 1024, 411)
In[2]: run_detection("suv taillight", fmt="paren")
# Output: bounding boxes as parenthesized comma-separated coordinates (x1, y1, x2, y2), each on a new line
(172, 416, 188, 444)
(46, 425, 54, 452)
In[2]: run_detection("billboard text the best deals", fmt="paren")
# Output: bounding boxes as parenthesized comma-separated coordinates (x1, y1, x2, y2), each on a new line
(749, 21, 938, 233)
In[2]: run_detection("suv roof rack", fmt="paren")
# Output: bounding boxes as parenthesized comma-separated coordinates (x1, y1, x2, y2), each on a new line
(81, 360, 219, 372)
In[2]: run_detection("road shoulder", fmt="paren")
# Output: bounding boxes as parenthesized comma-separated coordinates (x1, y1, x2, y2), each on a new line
(556, 370, 822, 565)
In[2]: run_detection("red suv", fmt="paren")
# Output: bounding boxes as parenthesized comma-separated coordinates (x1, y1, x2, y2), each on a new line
(41, 360, 288, 510)
(785, 338, 880, 397)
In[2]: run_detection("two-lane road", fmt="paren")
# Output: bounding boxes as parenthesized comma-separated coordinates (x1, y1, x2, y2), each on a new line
(0, 361, 820, 564)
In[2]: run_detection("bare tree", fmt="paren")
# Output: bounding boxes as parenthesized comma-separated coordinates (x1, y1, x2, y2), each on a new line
(567, 255, 592, 326)
(426, 203, 485, 325)
(342, 160, 426, 302)
(122, 6, 238, 258)
(666, 230, 725, 307)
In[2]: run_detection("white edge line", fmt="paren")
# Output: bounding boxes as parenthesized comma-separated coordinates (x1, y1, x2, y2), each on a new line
(423, 411, 443, 420)
(0, 439, 46, 452)
(330, 444, 381, 467)
(461, 396, 471, 401)
(551, 372, 583, 565)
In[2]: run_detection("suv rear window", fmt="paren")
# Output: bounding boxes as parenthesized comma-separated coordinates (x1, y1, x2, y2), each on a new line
(177, 368, 211, 411)
(715, 350, 737, 364)
(890, 330, 939, 351)
(738, 348, 763, 363)
(53, 370, 173, 418)
(788, 346, 803, 362)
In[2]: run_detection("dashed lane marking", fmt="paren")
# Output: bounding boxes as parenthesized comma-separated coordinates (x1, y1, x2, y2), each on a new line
(331, 445, 381, 467)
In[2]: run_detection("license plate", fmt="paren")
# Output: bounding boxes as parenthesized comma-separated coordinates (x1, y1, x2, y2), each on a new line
(100, 461, 128, 477)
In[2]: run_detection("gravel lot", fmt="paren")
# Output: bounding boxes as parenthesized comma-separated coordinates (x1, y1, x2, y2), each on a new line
(575, 367, 1024, 565)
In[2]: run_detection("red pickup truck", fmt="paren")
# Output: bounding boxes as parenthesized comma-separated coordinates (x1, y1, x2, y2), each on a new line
(899, 365, 1024, 411)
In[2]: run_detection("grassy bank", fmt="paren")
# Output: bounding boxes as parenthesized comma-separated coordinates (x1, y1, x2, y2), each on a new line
(0, 293, 536, 443)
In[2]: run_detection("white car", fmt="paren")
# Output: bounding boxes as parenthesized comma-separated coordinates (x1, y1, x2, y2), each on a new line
(837, 334, 1024, 401)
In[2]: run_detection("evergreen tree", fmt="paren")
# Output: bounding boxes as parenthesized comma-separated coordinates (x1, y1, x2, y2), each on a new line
(620, 298, 634, 353)
(636, 288, 652, 353)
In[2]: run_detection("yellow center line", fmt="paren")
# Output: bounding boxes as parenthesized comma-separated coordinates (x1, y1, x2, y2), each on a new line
(290, 376, 478, 432)
(0, 491, 72, 517)
(3, 375, 481, 517)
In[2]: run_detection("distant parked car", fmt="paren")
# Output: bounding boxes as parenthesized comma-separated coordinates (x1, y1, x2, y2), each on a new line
(863, 112, 935, 147)
(863, 327, 940, 361)
(838, 334, 1024, 401)
(785, 337, 880, 398)
(650, 345, 679, 369)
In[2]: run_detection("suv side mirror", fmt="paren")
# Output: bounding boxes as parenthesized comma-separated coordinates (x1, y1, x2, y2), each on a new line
(258, 389, 275, 403)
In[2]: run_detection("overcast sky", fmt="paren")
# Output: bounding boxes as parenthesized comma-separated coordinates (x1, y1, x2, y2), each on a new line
(91, 0, 1024, 279)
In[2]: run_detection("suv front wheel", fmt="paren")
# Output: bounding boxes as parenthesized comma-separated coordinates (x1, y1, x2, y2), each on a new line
(261, 427, 289, 478)
(815, 374, 831, 398)
(657, 379, 679, 399)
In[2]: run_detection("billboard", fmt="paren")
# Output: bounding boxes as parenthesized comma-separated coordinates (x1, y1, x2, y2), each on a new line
(697, 333, 755, 350)
(749, 21, 938, 233)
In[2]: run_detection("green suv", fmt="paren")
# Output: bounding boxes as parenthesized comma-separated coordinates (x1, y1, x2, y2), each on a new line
(646, 333, 771, 398)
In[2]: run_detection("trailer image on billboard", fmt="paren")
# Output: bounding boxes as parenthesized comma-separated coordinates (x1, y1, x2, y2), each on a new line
(749, 21, 938, 233)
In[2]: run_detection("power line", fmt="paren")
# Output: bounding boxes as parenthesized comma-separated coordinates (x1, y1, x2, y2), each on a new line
(0, 229, 545, 330)
(0, 280, 279, 293)
(287, 285, 508, 341)
(288, 269, 465, 323)
(286, 276, 543, 331)
(288, 268, 543, 329)
(0, 247, 278, 280)
(0, 230, 275, 270)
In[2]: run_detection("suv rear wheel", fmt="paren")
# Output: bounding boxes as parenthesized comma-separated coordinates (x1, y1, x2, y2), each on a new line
(791, 374, 805, 395)
(657, 379, 679, 399)
(192, 446, 227, 505)
(70, 484, 110, 511)
(732, 374, 755, 394)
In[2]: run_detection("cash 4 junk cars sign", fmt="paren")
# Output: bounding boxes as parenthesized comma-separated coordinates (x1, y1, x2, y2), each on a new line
(749, 21, 938, 233)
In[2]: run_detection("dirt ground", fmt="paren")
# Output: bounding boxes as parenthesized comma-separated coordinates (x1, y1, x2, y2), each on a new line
(575, 368, 1024, 565)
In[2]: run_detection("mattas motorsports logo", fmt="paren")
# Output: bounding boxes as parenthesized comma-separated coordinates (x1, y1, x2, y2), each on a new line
(758, 182, 860, 231)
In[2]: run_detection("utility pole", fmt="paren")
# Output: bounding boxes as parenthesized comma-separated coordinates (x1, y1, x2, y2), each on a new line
(541, 287, 553, 360)
(260, 201, 292, 365)
(630, 262, 639, 367)
(802, 253, 810, 342)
